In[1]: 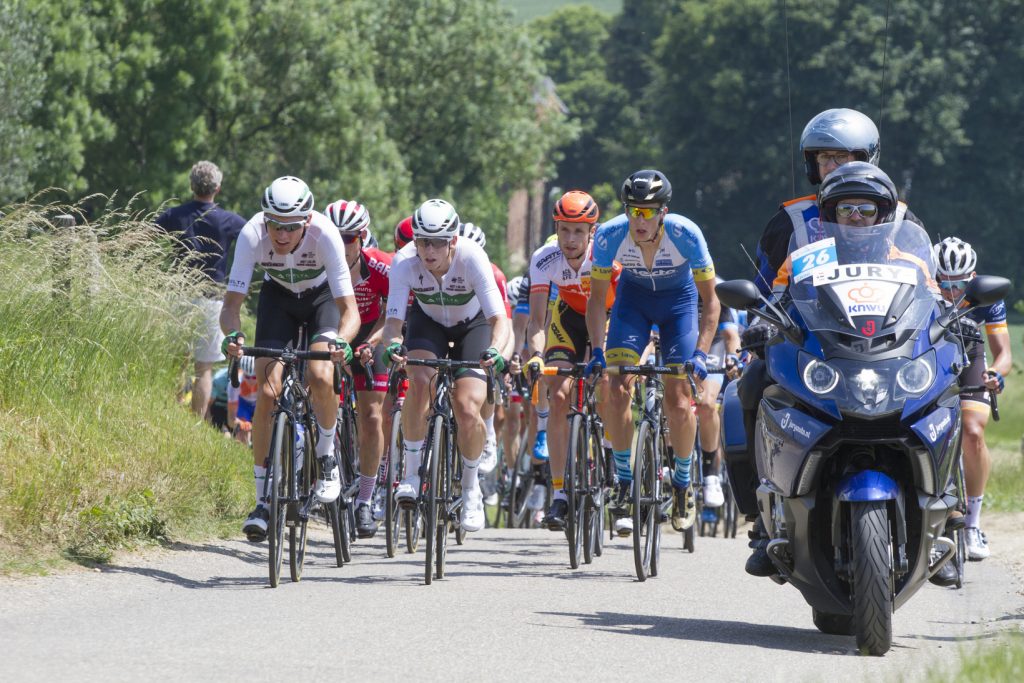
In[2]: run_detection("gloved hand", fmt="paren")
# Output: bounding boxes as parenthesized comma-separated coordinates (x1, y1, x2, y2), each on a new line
(221, 330, 245, 356)
(480, 346, 506, 372)
(585, 347, 606, 377)
(355, 343, 373, 364)
(685, 348, 708, 381)
(384, 342, 407, 367)
(524, 354, 545, 378)
(985, 369, 1005, 394)
(328, 338, 353, 365)
(740, 323, 776, 358)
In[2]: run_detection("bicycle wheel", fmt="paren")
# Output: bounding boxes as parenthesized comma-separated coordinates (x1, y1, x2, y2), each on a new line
(336, 416, 359, 545)
(590, 426, 606, 558)
(385, 411, 403, 558)
(423, 415, 444, 584)
(267, 412, 289, 588)
(326, 497, 344, 567)
(632, 420, 658, 581)
(436, 421, 454, 577)
(565, 414, 586, 569)
(453, 445, 466, 547)
(289, 417, 312, 582)
(953, 454, 967, 588)
(722, 466, 739, 539)
(508, 437, 532, 528)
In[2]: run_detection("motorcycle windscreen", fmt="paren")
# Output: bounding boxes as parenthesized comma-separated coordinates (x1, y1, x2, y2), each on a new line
(787, 220, 938, 340)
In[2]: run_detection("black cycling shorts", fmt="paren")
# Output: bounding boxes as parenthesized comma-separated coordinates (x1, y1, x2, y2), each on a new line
(406, 301, 490, 380)
(958, 340, 990, 408)
(255, 280, 340, 348)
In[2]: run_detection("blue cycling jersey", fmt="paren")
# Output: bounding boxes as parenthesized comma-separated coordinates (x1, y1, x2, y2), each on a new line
(592, 213, 715, 291)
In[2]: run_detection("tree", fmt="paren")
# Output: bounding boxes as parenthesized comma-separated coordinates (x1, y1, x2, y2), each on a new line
(0, 1, 47, 204)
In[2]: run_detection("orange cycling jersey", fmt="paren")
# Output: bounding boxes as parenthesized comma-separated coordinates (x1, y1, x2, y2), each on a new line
(528, 241, 620, 314)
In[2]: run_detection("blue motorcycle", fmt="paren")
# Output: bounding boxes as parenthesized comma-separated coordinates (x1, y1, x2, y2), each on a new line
(717, 220, 1009, 655)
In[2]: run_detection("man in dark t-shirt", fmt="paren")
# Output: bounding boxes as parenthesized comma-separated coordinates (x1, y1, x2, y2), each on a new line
(156, 160, 246, 418)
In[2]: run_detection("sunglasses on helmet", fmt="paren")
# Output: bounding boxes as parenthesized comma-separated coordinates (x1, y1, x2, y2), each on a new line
(415, 237, 453, 250)
(835, 203, 878, 219)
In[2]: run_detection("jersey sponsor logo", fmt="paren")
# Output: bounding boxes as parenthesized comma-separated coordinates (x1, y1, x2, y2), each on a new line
(692, 265, 716, 281)
(655, 258, 673, 267)
(535, 249, 562, 270)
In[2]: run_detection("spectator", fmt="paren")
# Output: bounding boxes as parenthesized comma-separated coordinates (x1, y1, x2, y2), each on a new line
(156, 161, 246, 419)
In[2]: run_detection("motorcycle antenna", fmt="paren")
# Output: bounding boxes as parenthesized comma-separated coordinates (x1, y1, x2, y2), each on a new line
(878, 0, 893, 142)
(781, 0, 796, 197)
(741, 242, 776, 296)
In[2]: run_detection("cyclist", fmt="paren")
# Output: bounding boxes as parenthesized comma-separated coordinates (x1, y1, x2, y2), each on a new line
(522, 190, 620, 531)
(229, 355, 258, 445)
(587, 169, 721, 535)
(221, 176, 360, 542)
(934, 237, 1010, 562)
(382, 199, 513, 533)
(325, 199, 392, 538)
(695, 280, 742, 512)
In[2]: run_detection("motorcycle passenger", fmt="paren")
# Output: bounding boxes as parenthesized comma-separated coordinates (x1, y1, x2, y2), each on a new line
(934, 237, 1010, 563)
(587, 169, 721, 535)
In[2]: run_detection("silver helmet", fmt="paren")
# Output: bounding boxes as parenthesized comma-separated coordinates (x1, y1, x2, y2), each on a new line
(800, 108, 880, 185)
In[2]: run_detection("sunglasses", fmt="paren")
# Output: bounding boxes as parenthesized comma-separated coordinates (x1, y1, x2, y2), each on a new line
(265, 217, 306, 232)
(626, 206, 660, 219)
(415, 237, 452, 250)
(835, 203, 878, 219)
(340, 233, 361, 244)
(938, 279, 970, 291)
(816, 151, 853, 165)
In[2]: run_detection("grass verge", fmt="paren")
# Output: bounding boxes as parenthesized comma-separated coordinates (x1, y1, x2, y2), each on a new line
(0, 198, 252, 572)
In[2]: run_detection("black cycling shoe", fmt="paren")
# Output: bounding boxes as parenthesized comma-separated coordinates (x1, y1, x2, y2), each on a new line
(928, 542, 958, 587)
(745, 518, 775, 577)
(242, 506, 269, 543)
(544, 499, 568, 531)
(355, 503, 379, 539)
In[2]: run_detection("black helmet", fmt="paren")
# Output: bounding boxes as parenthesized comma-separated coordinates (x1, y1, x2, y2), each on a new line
(620, 169, 672, 206)
(800, 108, 880, 185)
(817, 161, 898, 223)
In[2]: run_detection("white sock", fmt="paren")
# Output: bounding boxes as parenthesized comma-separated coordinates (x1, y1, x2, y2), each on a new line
(254, 465, 268, 508)
(966, 495, 984, 529)
(462, 455, 480, 489)
(537, 408, 549, 432)
(484, 413, 496, 442)
(317, 424, 335, 457)
(403, 439, 424, 482)
(553, 489, 568, 502)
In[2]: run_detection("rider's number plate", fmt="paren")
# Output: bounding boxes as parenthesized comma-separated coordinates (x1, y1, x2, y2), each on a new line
(791, 238, 837, 283)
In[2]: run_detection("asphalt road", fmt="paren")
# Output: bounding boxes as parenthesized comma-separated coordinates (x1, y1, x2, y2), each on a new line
(2, 522, 1021, 682)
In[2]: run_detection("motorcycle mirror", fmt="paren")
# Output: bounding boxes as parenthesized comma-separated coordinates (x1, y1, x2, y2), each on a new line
(716, 279, 761, 310)
(963, 275, 1011, 308)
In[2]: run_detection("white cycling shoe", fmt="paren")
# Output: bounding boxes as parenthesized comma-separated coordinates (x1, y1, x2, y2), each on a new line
(395, 478, 418, 507)
(314, 457, 341, 503)
(614, 516, 633, 537)
(966, 527, 990, 560)
(478, 438, 498, 474)
(526, 483, 547, 511)
(703, 475, 725, 508)
(461, 487, 485, 532)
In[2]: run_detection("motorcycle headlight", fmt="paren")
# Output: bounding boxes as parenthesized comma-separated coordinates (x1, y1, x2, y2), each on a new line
(848, 368, 889, 409)
(803, 359, 840, 394)
(896, 353, 935, 395)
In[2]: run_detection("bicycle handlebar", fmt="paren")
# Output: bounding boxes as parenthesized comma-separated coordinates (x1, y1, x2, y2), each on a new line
(401, 357, 500, 405)
(230, 346, 343, 395)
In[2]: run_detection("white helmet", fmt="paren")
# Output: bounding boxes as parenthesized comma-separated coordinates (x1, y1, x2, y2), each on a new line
(458, 222, 486, 248)
(239, 355, 256, 377)
(262, 176, 314, 218)
(412, 199, 459, 239)
(325, 199, 370, 234)
(934, 237, 977, 278)
(507, 275, 528, 306)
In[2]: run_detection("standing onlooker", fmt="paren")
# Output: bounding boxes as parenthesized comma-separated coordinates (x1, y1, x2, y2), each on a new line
(156, 160, 246, 418)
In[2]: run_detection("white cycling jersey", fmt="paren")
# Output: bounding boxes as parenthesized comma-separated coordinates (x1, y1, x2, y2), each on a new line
(386, 239, 505, 326)
(227, 211, 354, 298)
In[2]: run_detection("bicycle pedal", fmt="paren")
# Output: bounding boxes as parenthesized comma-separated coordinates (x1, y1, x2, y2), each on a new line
(946, 516, 966, 531)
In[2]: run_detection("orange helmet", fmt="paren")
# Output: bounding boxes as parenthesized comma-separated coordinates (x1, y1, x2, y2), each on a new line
(552, 190, 599, 224)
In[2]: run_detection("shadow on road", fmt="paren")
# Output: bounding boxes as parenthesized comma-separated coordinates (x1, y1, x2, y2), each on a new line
(535, 610, 858, 655)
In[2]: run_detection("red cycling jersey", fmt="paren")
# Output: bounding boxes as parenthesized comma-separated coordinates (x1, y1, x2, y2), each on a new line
(492, 263, 511, 318)
(353, 247, 391, 324)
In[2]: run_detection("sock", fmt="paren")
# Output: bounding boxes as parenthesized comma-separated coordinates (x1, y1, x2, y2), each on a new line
(254, 465, 268, 508)
(461, 455, 480, 489)
(673, 455, 692, 489)
(553, 489, 568, 502)
(317, 424, 336, 457)
(484, 413, 496, 442)
(356, 474, 376, 506)
(702, 449, 718, 476)
(966, 495, 984, 529)
(403, 439, 424, 481)
(602, 436, 612, 449)
(536, 408, 549, 432)
(613, 449, 632, 484)
(551, 476, 564, 491)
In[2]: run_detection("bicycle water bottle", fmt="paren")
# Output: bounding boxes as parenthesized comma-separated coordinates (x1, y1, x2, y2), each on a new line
(294, 423, 306, 472)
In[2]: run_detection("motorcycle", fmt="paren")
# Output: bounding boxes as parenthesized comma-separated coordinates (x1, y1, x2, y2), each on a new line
(717, 219, 1009, 655)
